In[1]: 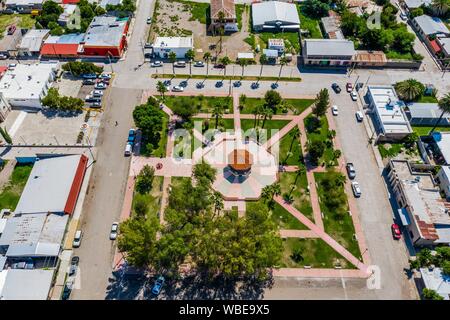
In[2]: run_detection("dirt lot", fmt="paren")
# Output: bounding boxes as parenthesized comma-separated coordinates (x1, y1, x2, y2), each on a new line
(150, 0, 252, 61)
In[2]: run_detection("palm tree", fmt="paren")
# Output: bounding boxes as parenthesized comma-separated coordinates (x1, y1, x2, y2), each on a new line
(212, 191, 224, 216)
(252, 104, 262, 127)
(259, 53, 268, 79)
(261, 185, 273, 203)
(168, 51, 177, 78)
(288, 128, 300, 154)
(283, 193, 294, 204)
(237, 58, 249, 78)
(156, 81, 167, 100)
(431, 0, 449, 16)
(335, 174, 347, 187)
(217, 11, 226, 53)
(203, 51, 211, 77)
(185, 49, 195, 77)
(277, 56, 289, 83)
(272, 183, 281, 197)
(394, 79, 425, 102)
(429, 93, 450, 134)
(220, 56, 231, 78)
(261, 106, 273, 129)
(212, 104, 223, 129)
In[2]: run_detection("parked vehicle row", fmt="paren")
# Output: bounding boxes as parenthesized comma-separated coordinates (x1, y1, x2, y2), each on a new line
(124, 128, 136, 156)
(82, 73, 111, 108)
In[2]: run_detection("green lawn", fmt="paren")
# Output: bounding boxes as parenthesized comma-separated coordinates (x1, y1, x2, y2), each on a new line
(0, 164, 33, 210)
(236, 4, 245, 30)
(297, 5, 323, 39)
(416, 95, 439, 103)
(385, 50, 415, 61)
(280, 238, 352, 268)
(314, 172, 361, 260)
(304, 115, 337, 166)
(132, 176, 164, 218)
(247, 199, 307, 230)
(240, 119, 290, 141)
(0, 14, 35, 39)
(240, 97, 314, 115)
(170, 176, 191, 188)
(163, 95, 233, 114)
(257, 32, 300, 54)
(279, 172, 313, 221)
(377, 143, 404, 159)
(197, 117, 234, 132)
(278, 128, 302, 166)
(181, 0, 210, 24)
(413, 126, 450, 136)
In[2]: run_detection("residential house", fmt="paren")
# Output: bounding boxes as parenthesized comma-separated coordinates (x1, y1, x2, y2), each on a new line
(252, 1, 300, 32)
(387, 160, 450, 246)
(420, 267, 450, 300)
(321, 15, 344, 39)
(210, 0, 238, 32)
(412, 15, 450, 57)
(17, 29, 50, 57)
(402, 0, 432, 12)
(57, 4, 78, 27)
(302, 39, 355, 67)
(366, 85, 412, 141)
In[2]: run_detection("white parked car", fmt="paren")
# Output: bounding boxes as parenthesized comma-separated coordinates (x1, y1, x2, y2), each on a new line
(99, 73, 112, 80)
(151, 61, 162, 67)
(172, 85, 184, 92)
(332, 105, 339, 116)
(351, 181, 362, 198)
(355, 111, 363, 122)
(124, 143, 132, 156)
(110, 222, 119, 240)
(350, 91, 358, 101)
(94, 82, 107, 90)
(194, 61, 204, 67)
(72, 230, 82, 248)
(91, 90, 104, 97)
(174, 61, 186, 68)
(147, 17, 152, 24)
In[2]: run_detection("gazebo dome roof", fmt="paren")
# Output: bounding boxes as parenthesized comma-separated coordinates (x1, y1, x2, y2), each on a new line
(228, 149, 253, 171)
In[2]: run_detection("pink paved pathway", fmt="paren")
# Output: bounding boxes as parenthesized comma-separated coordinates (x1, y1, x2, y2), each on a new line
(279, 230, 318, 238)
(193, 113, 298, 121)
(274, 195, 369, 273)
(263, 115, 302, 149)
(273, 268, 369, 278)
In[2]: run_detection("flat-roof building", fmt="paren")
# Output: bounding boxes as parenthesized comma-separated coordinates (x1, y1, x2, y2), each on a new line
(152, 36, 194, 59)
(81, 16, 129, 57)
(321, 16, 344, 39)
(252, 1, 300, 32)
(40, 33, 85, 58)
(4, 0, 44, 13)
(0, 269, 54, 300)
(58, 4, 78, 26)
(0, 62, 59, 110)
(387, 160, 450, 246)
(302, 39, 355, 67)
(366, 85, 412, 141)
(403, 0, 432, 10)
(14, 155, 88, 215)
(413, 15, 450, 37)
(432, 132, 450, 165)
(405, 102, 450, 126)
(420, 267, 450, 300)
(437, 166, 450, 201)
(17, 29, 50, 57)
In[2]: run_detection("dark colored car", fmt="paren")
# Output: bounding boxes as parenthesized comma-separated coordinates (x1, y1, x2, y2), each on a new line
(355, 82, 364, 91)
(332, 83, 341, 93)
(7, 25, 16, 35)
(196, 82, 204, 89)
(61, 281, 73, 300)
(215, 81, 223, 88)
(251, 82, 260, 89)
(151, 276, 165, 295)
(391, 223, 401, 240)
(82, 79, 95, 85)
(81, 73, 98, 79)
(69, 256, 79, 276)
(214, 64, 225, 69)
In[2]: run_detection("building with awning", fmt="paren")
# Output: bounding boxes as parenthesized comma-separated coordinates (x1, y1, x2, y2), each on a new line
(252, 1, 300, 32)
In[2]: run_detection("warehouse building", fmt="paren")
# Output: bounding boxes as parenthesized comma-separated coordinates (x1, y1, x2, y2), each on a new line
(152, 36, 194, 59)
(302, 39, 355, 66)
(0, 269, 54, 300)
(251, 1, 300, 32)
(0, 62, 59, 110)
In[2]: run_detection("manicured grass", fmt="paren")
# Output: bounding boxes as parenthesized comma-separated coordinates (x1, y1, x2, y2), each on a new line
(296, 6, 323, 39)
(0, 164, 33, 210)
(304, 115, 337, 166)
(278, 129, 302, 166)
(240, 119, 290, 141)
(280, 238, 352, 268)
(152, 74, 302, 82)
(413, 126, 450, 136)
(240, 97, 314, 115)
(163, 95, 233, 114)
(170, 176, 191, 188)
(416, 95, 438, 103)
(279, 172, 313, 221)
(377, 143, 403, 159)
(385, 50, 415, 61)
(314, 172, 361, 260)
(0, 14, 35, 39)
(181, 0, 210, 24)
(236, 4, 245, 30)
(247, 199, 307, 230)
(197, 117, 235, 132)
(132, 176, 164, 218)
(257, 32, 300, 53)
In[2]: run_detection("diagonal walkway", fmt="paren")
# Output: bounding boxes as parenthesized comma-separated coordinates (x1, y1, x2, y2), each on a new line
(274, 195, 369, 273)
(279, 230, 318, 238)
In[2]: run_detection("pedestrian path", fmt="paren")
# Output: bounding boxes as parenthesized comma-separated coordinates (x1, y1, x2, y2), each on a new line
(279, 230, 318, 238)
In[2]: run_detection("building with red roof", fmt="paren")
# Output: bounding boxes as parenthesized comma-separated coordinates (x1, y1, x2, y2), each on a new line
(40, 34, 84, 58)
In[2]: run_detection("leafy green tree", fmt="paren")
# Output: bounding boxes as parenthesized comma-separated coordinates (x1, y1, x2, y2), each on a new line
(185, 49, 195, 76)
(392, 27, 415, 53)
(132, 98, 165, 152)
(171, 96, 198, 122)
(313, 88, 330, 117)
(395, 79, 425, 102)
(307, 140, 326, 164)
(422, 288, 444, 300)
(135, 165, 155, 194)
(410, 7, 424, 17)
(193, 162, 217, 185)
(211, 191, 224, 215)
(264, 90, 282, 113)
(62, 61, 103, 76)
(410, 248, 434, 269)
(41, 88, 60, 109)
(134, 197, 149, 217)
(431, 0, 449, 16)
(429, 93, 450, 134)
(156, 81, 167, 99)
(303, 0, 330, 18)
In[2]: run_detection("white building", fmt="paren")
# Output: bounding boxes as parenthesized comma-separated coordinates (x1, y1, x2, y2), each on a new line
(252, 1, 300, 32)
(366, 85, 412, 141)
(433, 132, 450, 165)
(0, 62, 59, 110)
(420, 268, 450, 300)
(57, 4, 78, 26)
(17, 29, 50, 57)
(302, 39, 355, 67)
(437, 166, 450, 200)
(152, 37, 193, 59)
(268, 39, 284, 54)
(0, 269, 54, 300)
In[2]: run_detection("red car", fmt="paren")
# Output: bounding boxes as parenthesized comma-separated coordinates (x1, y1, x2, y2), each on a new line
(391, 223, 401, 240)
(346, 82, 353, 92)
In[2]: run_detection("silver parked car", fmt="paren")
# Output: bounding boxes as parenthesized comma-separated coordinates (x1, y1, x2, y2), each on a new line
(110, 222, 119, 240)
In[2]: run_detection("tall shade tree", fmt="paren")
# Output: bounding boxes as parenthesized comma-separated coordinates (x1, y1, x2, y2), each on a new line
(237, 58, 249, 77)
(212, 103, 223, 129)
(185, 49, 195, 77)
(313, 88, 330, 117)
(156, 81, 167, 99)
(429, 93, 450, 134)
(394, 79, 425, 102)
(220, 56, 231, 78)
(277, 56, 289, 82)
(203, 51, 212, 77)
(217, 11, 226, 52)
(169, 51, 177, 77)
(260, 106, 274, 129)
(431, 0, 449, 16)
(259, 53, 268, 79)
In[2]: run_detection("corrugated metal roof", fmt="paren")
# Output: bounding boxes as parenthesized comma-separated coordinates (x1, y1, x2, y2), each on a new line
(0, 269, 54, 300)
(407, 102, 449, 119)
(413, 15, 450, 36)
(18, 29, 50, 53)
(84, 16, 128, 47)
(252, 1, 300, 27)
(15, 155, 85, 214)
(304, 39, 355, 57)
